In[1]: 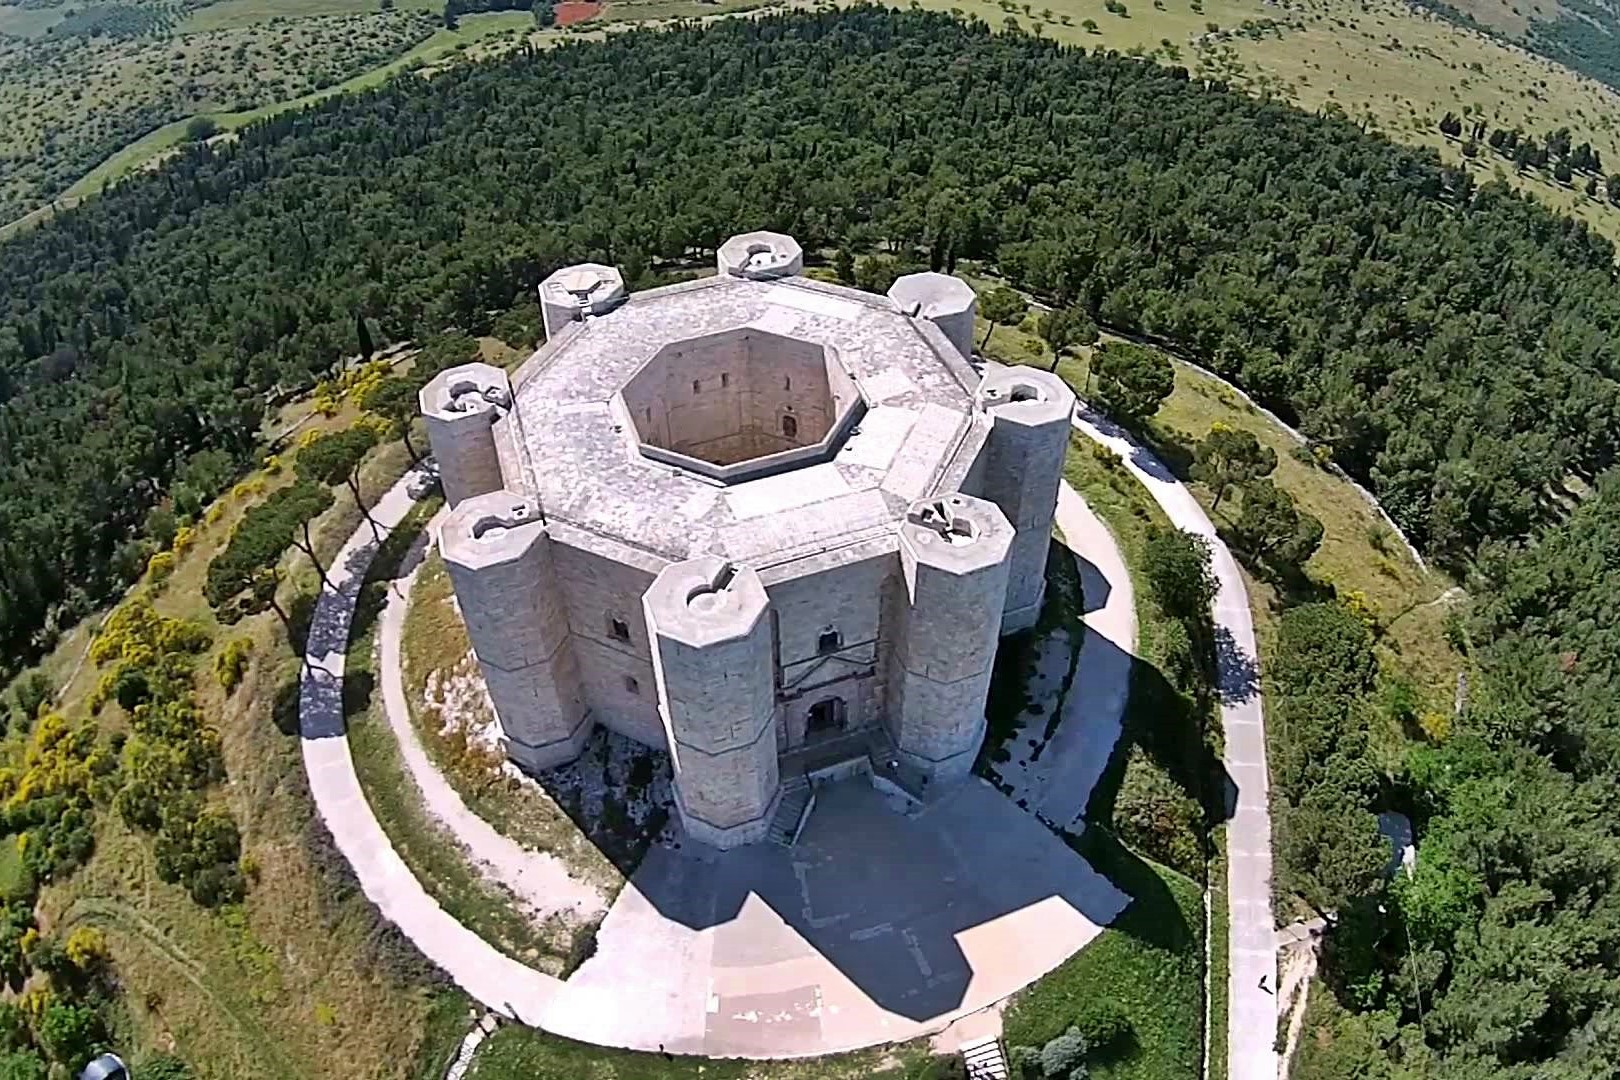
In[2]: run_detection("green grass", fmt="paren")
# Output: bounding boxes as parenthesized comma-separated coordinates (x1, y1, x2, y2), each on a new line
(891, 0, 1620, 243)
(180, 0, 441, 33)
(1207, 833, 1229, 1080)
(467, 1027, 946, 1079)
(1005, 828, 1205, 1080)
(598, 0, 778, 24)
(0, 4, 66, 37)
(412, 991, 480, 1080)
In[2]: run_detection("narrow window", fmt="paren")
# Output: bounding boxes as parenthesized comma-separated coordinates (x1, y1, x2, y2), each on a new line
(609, 617, 631, 643)
(784, 375, 792, 391)
(692, 379, 700, 394)
(721, 372, 730, 388)
(818, 629, 842, 655)
(781, 414, 798, 439)
(624, 675, 640, 696)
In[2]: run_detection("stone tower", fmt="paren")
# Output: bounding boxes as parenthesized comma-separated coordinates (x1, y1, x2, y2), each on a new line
(539, 262, 627, 342)
(419, 362, 512, 510)
(975, 365, 1075, 633)
(643, 557, 780, 849)
(716, 231, 804, 280)
(888, 271, 978, 364)
(440, 491, 592, 771)
(888, 494, 1014, 781)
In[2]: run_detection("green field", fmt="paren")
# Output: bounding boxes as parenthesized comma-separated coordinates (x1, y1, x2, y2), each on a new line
(0, 3, 444, 223)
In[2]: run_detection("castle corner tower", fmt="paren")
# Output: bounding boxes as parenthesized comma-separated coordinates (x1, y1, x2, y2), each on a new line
(643, 557, 780, 850)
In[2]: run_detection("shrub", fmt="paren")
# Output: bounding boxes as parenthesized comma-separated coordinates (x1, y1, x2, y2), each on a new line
(63, 926, 108, 972)
(0, 1002, 26, 1051)
(7, 674, 51, 729)
(0, 1049, 47, 1080)
(214, 637, 253, 693)
(1073, 1000, 1132, 1051)
(136, 1056, 194, 1080)
(1038, 1027, 1089, 1077)
(34, 998, 103, 1064)
(146, 551, 176, 583)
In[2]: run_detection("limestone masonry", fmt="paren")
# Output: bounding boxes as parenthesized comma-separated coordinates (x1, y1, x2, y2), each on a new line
(421, 232, 1074, 849)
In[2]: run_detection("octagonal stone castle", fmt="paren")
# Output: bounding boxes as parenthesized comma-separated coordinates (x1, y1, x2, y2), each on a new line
(420, 232, 1074, 849)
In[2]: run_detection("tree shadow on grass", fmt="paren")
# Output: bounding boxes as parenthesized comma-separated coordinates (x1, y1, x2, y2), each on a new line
(1087, 657, 1231, 831)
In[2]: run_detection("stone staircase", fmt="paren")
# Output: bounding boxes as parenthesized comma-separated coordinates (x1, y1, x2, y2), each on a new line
(767, 777, 813, 847)
(960, 1035, 1010, 1080)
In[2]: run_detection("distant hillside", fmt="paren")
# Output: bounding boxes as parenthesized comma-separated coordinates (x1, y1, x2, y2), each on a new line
(1411, 0, 1620, 89)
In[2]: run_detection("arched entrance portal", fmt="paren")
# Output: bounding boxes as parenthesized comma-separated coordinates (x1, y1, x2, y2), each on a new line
(805, 696, 848, 740)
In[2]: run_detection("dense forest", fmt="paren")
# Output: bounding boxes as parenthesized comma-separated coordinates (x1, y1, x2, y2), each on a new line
(3, 9, 1620, 1073)
(4, 6, 1619, 675)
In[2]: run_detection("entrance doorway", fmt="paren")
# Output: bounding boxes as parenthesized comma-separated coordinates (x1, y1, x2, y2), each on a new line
(806, 697, 847, 740)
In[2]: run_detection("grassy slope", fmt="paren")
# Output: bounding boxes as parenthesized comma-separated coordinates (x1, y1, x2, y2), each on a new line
(2, 400, 460, 1077)
(340, 498, 593, 973)
(1004, 831, 1205, 1080)
(180, 0, 443, 33)
(400, 553, 628, 892)
(902, 0, 1620, 243)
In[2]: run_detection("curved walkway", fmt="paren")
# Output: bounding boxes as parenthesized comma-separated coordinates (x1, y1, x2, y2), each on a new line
(298, 466, 565, 1025)
(1034, 481, 1138, 828)
(301, 465, 1128, 1059)
(376, 515, 608, 924)
(1069, 408, 1278, 1080)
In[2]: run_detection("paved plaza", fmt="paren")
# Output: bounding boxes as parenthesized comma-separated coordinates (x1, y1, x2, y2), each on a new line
(544, 778, 1127, 1055)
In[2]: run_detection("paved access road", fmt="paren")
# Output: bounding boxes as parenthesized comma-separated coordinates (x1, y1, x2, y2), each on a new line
(298, 467, 566, 1025)
(1070, 409, 1279, 1080)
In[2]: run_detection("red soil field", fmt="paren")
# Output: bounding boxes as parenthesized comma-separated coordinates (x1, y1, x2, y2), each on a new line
(553, 1, 602, 25)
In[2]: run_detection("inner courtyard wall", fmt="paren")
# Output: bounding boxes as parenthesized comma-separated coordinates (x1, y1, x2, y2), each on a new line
(621, 330, 840, 465)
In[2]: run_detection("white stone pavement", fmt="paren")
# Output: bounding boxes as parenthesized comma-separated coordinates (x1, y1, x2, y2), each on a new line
(298, 466, 566, 1025)
(1035, 481, 1138, 828)
(376, 514, 608, 925)
(1069, 408, 1278, 1080)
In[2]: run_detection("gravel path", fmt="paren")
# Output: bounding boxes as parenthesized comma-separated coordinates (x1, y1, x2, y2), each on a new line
(1069, 408, 1278, 1080)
